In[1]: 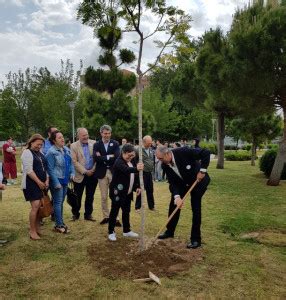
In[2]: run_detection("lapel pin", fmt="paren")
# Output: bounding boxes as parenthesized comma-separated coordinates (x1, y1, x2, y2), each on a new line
(186, 165, 191, 169)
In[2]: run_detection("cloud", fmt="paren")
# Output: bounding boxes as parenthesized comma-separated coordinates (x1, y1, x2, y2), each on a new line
(0, 0, 251, 84)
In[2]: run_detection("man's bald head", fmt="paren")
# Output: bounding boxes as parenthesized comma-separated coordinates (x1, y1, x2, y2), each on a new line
(143, 135, 152, 148)
(77, 128, 89, 143)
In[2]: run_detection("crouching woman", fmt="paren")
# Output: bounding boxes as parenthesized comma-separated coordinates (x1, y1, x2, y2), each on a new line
(108, 143, 144, 241)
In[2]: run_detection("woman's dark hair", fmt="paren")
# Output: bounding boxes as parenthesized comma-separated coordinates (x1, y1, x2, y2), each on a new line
(27, 134, 45, 149)
(49, 130, 61, 145)
(121, 143, 135, 154)
(175, 142, 181, 148)
(194, 138, 200, 147)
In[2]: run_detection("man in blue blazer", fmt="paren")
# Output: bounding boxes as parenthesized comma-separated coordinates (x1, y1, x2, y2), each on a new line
(155, 145, 211, 249)
(93, 125, 121, 225)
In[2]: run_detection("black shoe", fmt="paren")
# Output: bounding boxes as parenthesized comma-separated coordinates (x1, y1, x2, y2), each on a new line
(100, 218, 109, 225)
(71, 215, 79, 221)
(186, 241, 201, 249)
(158, 231, 174, 240)
(84, 216, 96, 222)
(115, 220, 122, 227)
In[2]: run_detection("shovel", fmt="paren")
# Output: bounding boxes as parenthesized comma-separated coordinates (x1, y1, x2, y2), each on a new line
(147, 180, 198, 248)
(133, 271, 161, 285)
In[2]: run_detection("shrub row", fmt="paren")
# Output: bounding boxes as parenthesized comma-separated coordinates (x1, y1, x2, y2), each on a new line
(200, 142, 217, 155)
(224, 150, 253, 161)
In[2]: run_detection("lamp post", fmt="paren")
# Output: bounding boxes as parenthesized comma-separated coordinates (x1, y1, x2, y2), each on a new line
(211, 118, 216, 142)
(68, 101, 76, 143)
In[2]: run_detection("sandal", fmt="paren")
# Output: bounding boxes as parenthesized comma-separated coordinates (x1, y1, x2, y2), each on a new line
(54, 225, 69, 234)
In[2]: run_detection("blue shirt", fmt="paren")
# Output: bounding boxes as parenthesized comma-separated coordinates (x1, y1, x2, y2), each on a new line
(82, 143, 93, 170)
(43, 139, 52, 156)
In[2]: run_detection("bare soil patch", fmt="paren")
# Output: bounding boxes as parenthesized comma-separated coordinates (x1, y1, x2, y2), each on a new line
(241, 229, 286, 247)
(88, 238, 203, 279)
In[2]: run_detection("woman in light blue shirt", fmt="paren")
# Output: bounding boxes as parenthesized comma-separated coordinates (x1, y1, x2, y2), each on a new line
(46, 130, 75, 233)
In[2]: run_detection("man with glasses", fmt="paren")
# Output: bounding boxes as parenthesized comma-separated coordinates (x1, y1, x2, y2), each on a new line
(155, 145, 210, 249)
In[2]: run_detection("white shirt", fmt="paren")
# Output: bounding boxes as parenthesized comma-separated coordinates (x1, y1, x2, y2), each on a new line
(127, 162, 135, 194)
(168, 152, 183, 179)
(21, 149, 34, 189)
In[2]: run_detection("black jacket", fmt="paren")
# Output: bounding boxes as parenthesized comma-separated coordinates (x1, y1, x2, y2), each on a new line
(109, 156, 139, 200)
(93, 139, 120, 179)
(162, 147, 210, 197)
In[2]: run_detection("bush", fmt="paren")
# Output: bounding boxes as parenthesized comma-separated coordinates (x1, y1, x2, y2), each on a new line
(242, 144, 252, 151)
(225, 145, 238, 150)
(224, 150, 253, 161)
(200, 142, 217, 155)
(267, 144, 278, 150)
(259, 149, 286, 179)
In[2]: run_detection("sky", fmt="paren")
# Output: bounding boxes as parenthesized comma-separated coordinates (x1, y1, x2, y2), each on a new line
(0, 0, 250, 84)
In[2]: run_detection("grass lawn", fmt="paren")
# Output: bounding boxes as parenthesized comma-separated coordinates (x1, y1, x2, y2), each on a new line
(0, 160, 285, 298)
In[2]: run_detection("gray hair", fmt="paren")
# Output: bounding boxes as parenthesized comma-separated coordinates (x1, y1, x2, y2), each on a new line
(76, 127, 88, 137)
(143, 135, 152, 142)
(100, 124, 112, 133)
(156, 145, 171, 155)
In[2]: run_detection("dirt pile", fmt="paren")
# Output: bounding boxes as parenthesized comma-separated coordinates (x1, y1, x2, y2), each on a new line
(88, 238, 203, 279)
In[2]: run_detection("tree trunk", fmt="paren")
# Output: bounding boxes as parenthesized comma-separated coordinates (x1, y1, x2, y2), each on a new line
(251, 138, 256, 166)
(267, 102, 286, 185)
(136, 28, 146, 251)
(137, 73, 146, 251)
(216, 111, 225, 169)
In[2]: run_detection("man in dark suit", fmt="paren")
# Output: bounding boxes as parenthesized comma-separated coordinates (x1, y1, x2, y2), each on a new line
(135, 135, 155, 211)
(93, 125, 121, 225)
(155, 145, 211, 249)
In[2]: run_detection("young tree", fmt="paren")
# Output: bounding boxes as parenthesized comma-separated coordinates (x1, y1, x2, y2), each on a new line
(77, 0, 191, 250)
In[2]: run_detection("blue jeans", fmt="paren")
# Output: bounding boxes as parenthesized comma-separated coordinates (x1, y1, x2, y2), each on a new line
(51, 185, 68, 227)
(155, 161, 162, 181)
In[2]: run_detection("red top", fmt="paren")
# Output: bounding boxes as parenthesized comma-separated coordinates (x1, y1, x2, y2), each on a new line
(3, 143, 16, 163)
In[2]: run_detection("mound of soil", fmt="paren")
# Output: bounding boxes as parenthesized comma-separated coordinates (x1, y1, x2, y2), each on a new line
(88, 238, 203, 279)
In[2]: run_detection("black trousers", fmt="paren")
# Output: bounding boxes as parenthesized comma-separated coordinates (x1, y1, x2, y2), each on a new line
(109, 193, 132, 234)
(135, 172, 155, 209)
(166, 174, 210, 242)
(72, 174, 98, 218)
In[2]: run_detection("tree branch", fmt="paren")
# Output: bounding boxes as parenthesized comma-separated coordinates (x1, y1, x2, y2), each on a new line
(143, 13, 164, 41)
(137, 0, 141, 28)
(142, 34, 174, 75)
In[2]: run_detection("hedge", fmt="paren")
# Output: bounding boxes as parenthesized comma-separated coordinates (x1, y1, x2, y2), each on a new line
(224, 150, 253, 161)
(200, 142, 217, 155)
(259, 149, 286, 179)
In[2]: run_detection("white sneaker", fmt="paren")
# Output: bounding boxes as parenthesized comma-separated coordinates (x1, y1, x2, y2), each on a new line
(108, 232, 117, 241)
(123, 231, 139, 238)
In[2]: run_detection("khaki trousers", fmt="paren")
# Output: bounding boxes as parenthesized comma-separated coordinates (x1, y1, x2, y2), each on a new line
(98, 169, 113, 218)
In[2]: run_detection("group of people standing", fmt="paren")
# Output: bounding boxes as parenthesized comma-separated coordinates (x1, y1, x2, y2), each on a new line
(19, 124, 210, 249)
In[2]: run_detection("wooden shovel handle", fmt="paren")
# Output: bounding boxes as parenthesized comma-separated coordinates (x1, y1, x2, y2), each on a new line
(153, 180, 198, 241)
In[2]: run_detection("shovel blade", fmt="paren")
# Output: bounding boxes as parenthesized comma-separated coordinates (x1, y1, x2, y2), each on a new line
(149, 271, 161, 285)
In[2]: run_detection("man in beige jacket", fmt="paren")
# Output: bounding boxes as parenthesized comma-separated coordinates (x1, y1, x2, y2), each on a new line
(70, 128, 97, 221)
